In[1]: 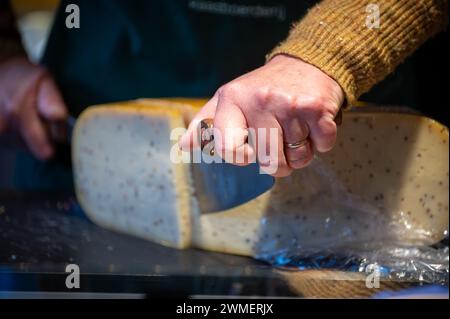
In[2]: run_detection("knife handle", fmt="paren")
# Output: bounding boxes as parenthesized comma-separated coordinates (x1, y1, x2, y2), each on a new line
(199, 109, 343, 156)
(43, 116, 75, 166)
(43, 116, 75, 145)
(44, 120, 69, 144)
(199, 118, 217, 156)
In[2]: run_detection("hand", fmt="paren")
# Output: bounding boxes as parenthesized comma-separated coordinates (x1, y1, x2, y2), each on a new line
(180, 54, 344, 177)
(0, 57, 68, 160)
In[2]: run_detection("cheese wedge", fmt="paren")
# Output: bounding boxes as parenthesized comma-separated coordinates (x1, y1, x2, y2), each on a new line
(72, 99, 200, 248)
(72, 99, 449, 256)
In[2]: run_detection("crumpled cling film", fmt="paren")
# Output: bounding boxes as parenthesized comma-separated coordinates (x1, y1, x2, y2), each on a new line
(254, 158, 449, 285)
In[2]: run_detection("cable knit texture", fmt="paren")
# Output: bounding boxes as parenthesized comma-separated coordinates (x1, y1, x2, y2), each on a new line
(268, 0, 449, 105)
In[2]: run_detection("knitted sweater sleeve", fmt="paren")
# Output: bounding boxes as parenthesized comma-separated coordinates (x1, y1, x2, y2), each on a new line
(267, 0, 449, 105)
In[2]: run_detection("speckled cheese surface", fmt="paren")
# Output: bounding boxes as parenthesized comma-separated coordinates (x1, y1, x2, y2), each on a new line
(195, 112, 449, 256)
(73, 99, 449, 255)
(73, 99, 199, 248)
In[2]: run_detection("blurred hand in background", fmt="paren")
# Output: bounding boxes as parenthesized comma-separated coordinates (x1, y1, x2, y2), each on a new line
(0, 57, 68, 160)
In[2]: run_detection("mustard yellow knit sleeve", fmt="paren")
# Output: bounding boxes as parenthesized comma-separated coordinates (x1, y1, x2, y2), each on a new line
(267, 0, 448, 105)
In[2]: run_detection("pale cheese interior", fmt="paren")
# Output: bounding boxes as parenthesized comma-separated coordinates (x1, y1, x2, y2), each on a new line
(73, 100, 199, 248)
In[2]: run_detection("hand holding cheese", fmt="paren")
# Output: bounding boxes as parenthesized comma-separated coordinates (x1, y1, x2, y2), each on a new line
(180, 54, 345, 177)
(0, 57, 68, 160)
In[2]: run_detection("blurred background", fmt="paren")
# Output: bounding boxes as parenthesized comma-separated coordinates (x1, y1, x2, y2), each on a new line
(1, 0, 448, 188)
(10, 0, 59, 62)
(0, 0, 59, 188)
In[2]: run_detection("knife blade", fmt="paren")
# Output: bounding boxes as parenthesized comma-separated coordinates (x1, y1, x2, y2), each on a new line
(45, 116, 77, 144)
(192, 119, 275, 213)
(192, 159, 275, 213)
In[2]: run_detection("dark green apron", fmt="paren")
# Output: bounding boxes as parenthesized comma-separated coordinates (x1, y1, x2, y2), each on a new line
(13, 0, 446, 191)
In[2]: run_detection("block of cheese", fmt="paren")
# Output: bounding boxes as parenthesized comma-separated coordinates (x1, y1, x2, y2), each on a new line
(194, 110, 449, 256)
(72, 99, 200, 248)
(73, 99, 449, 256)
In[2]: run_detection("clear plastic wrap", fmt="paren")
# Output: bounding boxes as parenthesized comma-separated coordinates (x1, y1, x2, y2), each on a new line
(254, 158, 449, 285)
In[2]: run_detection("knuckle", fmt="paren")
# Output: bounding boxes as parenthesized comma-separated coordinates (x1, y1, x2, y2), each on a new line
(301, 96, 340, 121)
(254, 86, 271, 105)
(302, 106, 321, 120)
(218, 82, 242, 98)
(299, 95, 327, 117)
(255, 88, 297, 114)
(287, 98, 298, 116)
(306, 94, 326, 108)
(278, 95, 298, 119)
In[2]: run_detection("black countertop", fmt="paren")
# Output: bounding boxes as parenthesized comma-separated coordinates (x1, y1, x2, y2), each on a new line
(0, 192, 295, 298)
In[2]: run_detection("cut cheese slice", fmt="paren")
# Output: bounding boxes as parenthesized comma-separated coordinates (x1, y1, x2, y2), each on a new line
(72, 99, 200, 248)
(72, 99, 449, 256)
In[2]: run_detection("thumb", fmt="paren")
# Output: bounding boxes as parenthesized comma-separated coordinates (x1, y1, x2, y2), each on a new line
(36, 75, 68, 121)
(179, 94, 218, 151)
